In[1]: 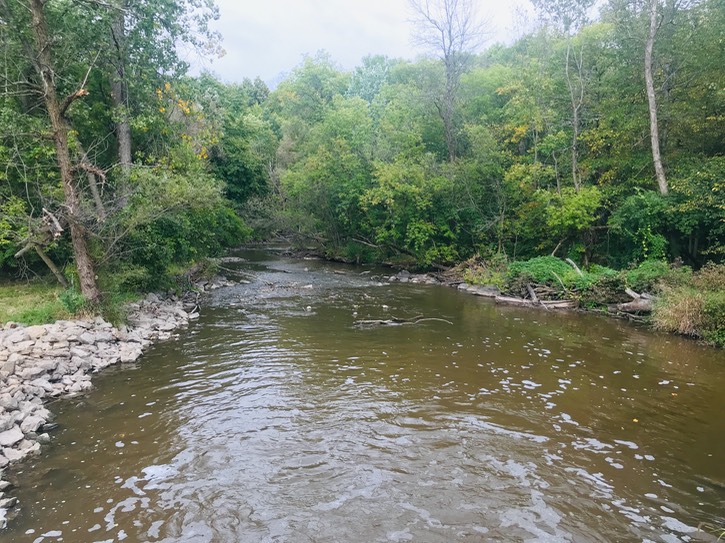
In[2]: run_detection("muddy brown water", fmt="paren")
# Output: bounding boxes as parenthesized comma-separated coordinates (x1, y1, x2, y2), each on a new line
(3, 250, 724, 542)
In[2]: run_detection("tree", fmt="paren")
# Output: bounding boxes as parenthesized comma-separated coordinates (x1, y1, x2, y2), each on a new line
(24, 0, 102, 301)
(644, 0, 668, 195)
(409, 0, 488, 161)
(0, 0, 231, 299)
(531, 0, 596, 191)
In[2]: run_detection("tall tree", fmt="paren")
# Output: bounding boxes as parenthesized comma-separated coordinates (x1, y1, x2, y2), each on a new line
(531, 0, 595, 191)
(409, 0, 488, 161)
(110, 0, 132, 173)
(25, 0, 101, 301)
(644, 0, 668, 195)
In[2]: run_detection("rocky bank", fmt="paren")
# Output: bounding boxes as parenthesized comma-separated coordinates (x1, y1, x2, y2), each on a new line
(0, 276, 234, 528)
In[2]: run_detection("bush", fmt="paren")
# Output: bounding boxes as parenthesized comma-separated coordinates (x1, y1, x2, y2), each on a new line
(463, 253, 508, 288)
(59, 288, 87, 314)
(653, 263, 725, 347)
(625, 260, 693, 293)
(506, 256, 574, 286)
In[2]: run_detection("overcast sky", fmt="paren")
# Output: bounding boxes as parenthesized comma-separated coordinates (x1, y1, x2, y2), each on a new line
(191, 0, 534, 85)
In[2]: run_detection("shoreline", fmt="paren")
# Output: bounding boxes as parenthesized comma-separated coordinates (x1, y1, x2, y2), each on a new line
(0, 274, 235, 528)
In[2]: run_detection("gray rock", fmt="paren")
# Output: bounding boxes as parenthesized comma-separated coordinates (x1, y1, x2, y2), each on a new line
(28, 379, 53, 394)
(119, 344, 143, 363)
(0, 427, 23, 447)
(78, 332, 98, 345)
(0, 455, 7, 468)
(17, 366, 45, 380)
(0, 359, 14, 376)
(25, 325, 47, 340)
(20, 415, 45, 434)
(0, 395, 16, 411)
(4, 330, 29, 344)
(1, 448, 22, 462)
(0, 416, 14, 433)
(8, 340, 34, 353)
(0, 497, 17, 508)
(467, 285, 501, 297)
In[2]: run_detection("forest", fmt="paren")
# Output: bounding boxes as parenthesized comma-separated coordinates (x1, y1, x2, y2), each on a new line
(0, 0, 723, 342)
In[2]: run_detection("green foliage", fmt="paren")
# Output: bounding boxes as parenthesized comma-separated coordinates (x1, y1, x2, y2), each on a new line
(506, 256, 574, 286)
(543, 186, 602, 239)
(609, 191, 670, 264)
(119, 205, 249, 291)
(361, 157, 459, 266)
(58, 288, 87, 314)
(14, 303, 67, 326)
(625, 260, 672, 293)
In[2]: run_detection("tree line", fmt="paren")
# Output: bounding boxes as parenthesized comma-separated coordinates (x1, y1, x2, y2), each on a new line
(0, 0, 723, 304)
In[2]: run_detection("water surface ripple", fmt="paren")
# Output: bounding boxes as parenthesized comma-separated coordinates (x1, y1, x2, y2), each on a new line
(4, 250, 724, 542)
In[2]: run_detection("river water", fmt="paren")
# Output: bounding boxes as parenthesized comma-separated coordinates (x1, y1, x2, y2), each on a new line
(3, 250, 724, 542)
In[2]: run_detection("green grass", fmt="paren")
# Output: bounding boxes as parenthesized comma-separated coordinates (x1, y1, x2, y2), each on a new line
(0, 279, 71, 325)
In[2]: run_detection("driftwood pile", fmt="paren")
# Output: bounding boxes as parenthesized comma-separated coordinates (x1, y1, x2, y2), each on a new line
(494, 283, 578, 311)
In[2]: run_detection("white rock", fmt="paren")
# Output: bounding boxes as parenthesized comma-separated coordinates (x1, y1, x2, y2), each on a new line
(0, 427, 23, 447)
(20, 416, 44, 434)
(2, 448, 23, 462)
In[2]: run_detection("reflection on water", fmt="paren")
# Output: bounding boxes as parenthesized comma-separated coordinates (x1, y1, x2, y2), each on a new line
(4, 250, 725, 542)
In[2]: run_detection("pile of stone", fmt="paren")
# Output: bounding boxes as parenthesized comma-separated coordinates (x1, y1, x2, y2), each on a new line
(384, 270, 442, 285)
(0, 290, 206, 527)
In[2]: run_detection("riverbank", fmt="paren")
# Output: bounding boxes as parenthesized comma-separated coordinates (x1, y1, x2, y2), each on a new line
(0, 275, 235, 527)
(292, 247, 724, 348)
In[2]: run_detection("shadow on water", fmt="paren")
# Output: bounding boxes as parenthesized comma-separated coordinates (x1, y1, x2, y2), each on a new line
(3, 249, 725, 542)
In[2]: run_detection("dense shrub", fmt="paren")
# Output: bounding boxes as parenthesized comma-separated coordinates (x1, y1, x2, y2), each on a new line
(625, 260, 670, 292)
(506, 256, 574, 286)
(119, 205, 250, 290)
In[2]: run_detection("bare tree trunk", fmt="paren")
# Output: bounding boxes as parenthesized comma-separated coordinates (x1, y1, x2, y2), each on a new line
(565, 41, 583, 192)
(110, 0, 132, 173)
(29, 0, 101, 302)
(443, 58, 458, 162)
(645, 0, 668, 195)
(409, 0, 487, 164)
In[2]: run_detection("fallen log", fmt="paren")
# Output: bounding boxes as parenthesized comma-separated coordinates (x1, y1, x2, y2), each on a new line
(541, 300, 578, 310)
(495, 296, 577, 310)
(613, 298, 653, 313)
(613, 288, 654, 313)
(495, 296, 536, 307)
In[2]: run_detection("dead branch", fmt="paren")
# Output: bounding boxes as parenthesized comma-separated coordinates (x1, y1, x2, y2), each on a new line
(355, 314, 453, 326)
(565, 258, 584, 277)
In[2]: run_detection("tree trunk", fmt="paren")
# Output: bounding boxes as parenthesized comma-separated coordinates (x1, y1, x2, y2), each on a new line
(443, 61, 457, 162)
(34, 246, 69, 289)
(110, 0, 132, 173)
(565, 41, 583, 192)
(645, 0, 668, 195)
(29, 0, 101, 302)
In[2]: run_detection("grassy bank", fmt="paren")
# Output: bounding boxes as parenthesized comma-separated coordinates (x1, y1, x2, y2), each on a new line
(461, 255, 725, 348)
(0, 279, 70, 325)
(0, 258, 221, 327)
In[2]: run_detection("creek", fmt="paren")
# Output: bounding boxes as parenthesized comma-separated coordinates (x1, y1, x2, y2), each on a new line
(3, 249, 724, 542)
